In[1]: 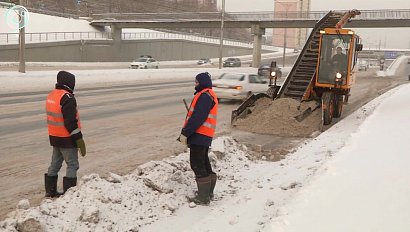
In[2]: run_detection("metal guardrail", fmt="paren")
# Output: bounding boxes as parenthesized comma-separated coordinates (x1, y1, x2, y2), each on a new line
(92, 12, 222, 21)
(227, 11, 329, 20)
(357, 9, 410, 19)
(229, 9, 410, 20)
(92, 9, 410, 21)
(0, 31, 276, 51)
(0, 32, 111, 44)
(122, 32, 277, 50)
(92, 11, 322, 21)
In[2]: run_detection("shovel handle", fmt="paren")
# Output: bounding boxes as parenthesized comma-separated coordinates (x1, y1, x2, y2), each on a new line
(183, 99, 189, 112)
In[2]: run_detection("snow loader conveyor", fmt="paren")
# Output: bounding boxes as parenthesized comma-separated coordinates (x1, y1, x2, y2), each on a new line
(231, 10, 363, 126)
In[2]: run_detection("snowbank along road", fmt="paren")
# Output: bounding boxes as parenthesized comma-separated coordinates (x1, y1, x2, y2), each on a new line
(0, 62, 408, 220)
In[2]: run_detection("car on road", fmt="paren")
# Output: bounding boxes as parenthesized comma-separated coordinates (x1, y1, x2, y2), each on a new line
(223, 58, 241, 67)
(197, 58, 212, 65)
(358, 60, 370, 71)
(130, 57, 159, 69)
(212, 73, 267, 100)
(258, 64, 282, 79)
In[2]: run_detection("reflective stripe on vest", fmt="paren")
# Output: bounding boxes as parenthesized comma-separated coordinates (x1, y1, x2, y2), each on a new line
(184, 88, 218, 137)
(46, 89, 81, 137)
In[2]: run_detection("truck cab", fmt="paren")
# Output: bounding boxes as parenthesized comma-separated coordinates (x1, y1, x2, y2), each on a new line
(315, 28, 362, 90)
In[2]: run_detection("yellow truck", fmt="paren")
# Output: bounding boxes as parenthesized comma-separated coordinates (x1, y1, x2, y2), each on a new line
(232, 10, 363, 126)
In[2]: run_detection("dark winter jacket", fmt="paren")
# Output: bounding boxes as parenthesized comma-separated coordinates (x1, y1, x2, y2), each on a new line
(181, 73, 215, 147)
(332, 53, 348, 71)
(48, 71, 83, 148)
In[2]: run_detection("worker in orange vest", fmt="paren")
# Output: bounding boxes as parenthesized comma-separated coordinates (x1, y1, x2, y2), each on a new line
(45, 71, 86, 197)
(178, 72, 218, 205)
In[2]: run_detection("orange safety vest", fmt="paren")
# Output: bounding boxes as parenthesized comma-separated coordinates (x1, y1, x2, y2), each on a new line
(184, 88, 218, 137)
(46, 89, 81, 138)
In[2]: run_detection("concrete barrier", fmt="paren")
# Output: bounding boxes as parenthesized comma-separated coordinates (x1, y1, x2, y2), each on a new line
(0, 39, 272, 62)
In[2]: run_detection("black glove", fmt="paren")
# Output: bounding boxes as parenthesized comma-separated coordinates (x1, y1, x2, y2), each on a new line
(76, 138, 86, 157)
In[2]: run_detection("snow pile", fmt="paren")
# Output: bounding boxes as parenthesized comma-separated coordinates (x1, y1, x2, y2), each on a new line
(376, 55, 409, 77)
(0, 8, 99, 34)
(143, 84, 402, 232)
(233, 98, 321, 137)
(0, 137, 255, 231)
(264, 83, 410, 232)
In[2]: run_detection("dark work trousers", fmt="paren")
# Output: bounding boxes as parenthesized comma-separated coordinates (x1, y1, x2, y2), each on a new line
(189, 144, 215, 178)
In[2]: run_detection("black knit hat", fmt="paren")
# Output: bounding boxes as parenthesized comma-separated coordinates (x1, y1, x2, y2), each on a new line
(57, 71, 75, 91)
(194, 72, 212, 92)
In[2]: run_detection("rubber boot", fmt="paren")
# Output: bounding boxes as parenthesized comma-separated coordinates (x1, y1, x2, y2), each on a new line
(63, 176, 77, 193)
(209, 173, 217, 200)
(44, 173, 62, 198)
(189, 176, 211, 205)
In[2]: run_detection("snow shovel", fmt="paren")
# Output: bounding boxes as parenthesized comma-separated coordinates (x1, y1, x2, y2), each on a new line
(177, 99, 190, 142)
(183, 99, 189, 112)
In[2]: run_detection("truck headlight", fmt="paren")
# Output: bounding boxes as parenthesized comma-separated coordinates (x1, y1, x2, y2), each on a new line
(271, 71, 276, 77)
(336, 72, 342, 79)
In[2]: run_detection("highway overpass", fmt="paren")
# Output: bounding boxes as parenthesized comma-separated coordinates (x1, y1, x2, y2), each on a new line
(90, 10, 410, 67)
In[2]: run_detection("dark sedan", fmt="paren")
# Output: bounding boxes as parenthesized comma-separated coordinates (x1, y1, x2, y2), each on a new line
(258, 64, 282, 78)
(223, 58, 241, 67)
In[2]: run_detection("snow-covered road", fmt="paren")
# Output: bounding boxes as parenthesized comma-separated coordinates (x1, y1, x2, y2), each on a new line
(2, 80, 409, 232)
(0, 61, 408, 229)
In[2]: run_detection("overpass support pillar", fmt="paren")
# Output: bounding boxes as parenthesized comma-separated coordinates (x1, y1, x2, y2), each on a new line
(251, 24, 265, 68)
(111, 25, 122, 42)
(111, 25, 123, 61)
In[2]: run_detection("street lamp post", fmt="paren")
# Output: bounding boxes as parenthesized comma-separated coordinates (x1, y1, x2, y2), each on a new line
(276, 1, 291, 68)
(276, 0, 306, 67)
(19, 0, 26, 73)
(282, 21, 287, 68)
(218, 0, 225, 69)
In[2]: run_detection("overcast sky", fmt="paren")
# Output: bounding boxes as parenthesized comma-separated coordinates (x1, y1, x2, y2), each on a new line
(217, 0, 410, 49)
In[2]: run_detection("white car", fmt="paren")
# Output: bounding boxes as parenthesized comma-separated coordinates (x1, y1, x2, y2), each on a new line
(213, 73, 268, 100)
(358, 60, 369, 71)
(130, 58, 159, 69)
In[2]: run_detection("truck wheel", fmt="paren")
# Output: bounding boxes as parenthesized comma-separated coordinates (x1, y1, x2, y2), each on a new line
(344, 91, 350, 104)
(333, 95, 344, 118)
(322, 91, 334, 125)
(267, 87, 275, 98)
